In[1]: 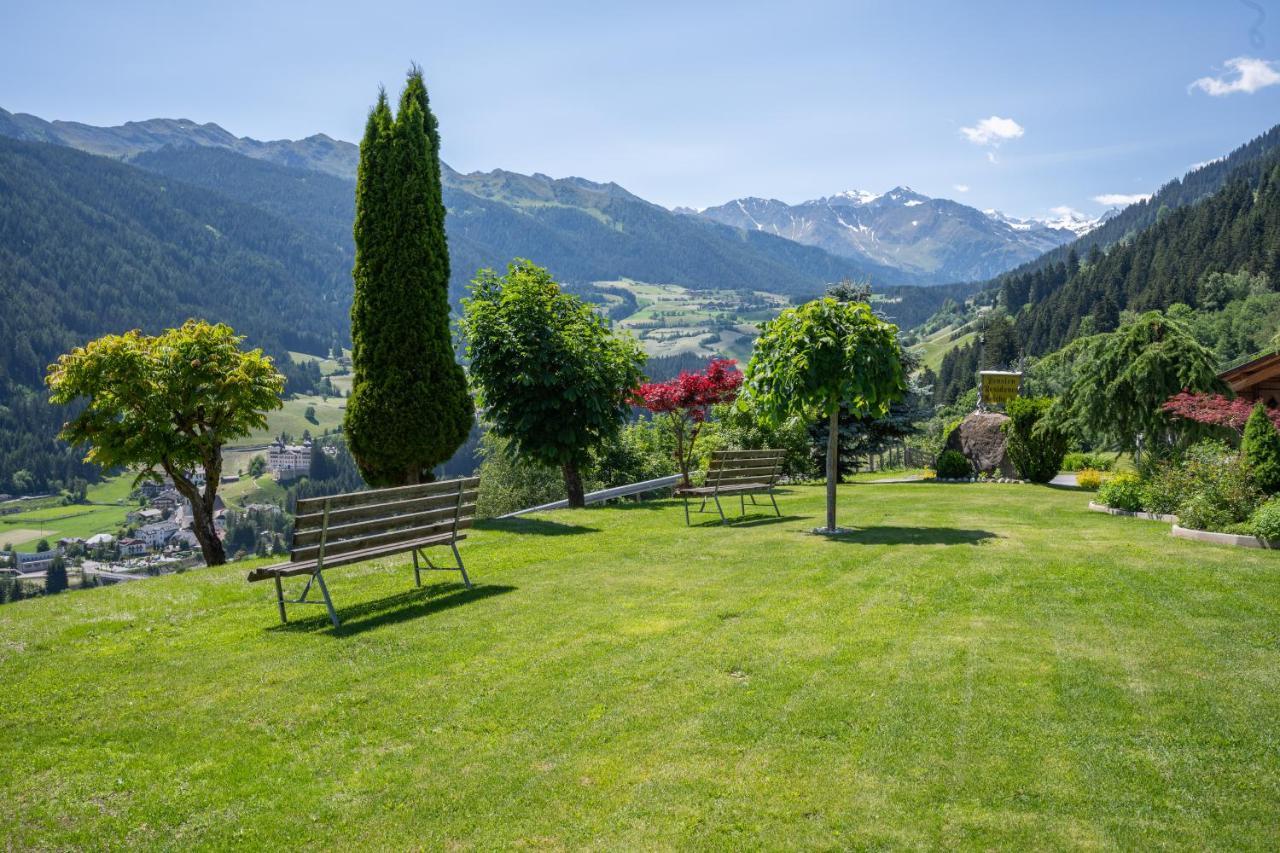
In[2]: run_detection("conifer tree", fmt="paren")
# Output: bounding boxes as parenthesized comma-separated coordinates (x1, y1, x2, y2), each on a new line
(1243, 402, 1280, 494)
(345, 67, 473, 485)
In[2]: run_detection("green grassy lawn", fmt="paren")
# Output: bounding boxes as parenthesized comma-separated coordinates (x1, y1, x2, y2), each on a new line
(917, 326, 977, 372)
(3, 484, 1280, 848)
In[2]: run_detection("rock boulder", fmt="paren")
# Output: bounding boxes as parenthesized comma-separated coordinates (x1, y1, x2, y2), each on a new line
(944, 412, 1016, 477)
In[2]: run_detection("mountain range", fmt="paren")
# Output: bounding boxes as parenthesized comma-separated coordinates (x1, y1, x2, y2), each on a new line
(689, 187, 1090, 282)
(0, 107, 1092, 287)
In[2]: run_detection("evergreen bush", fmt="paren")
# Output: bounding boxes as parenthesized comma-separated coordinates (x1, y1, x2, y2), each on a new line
(1242, 402, 1280, 494)
(935, 450, 972, 479)
(1003, 396, 1069, 483)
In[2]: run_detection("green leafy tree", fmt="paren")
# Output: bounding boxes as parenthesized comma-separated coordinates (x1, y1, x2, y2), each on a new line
(1062, 311, 1222, 461)
(247, 455, 267, 478)
(1243, 402, 1280, 494)
(46, 320, 285, 566)
(345, 67, 473, 485)
(462, 260, 646, 507)
(1002, 396, 1069, 483)
(35, 539, 50, 553)
(741, 298, 905, 532)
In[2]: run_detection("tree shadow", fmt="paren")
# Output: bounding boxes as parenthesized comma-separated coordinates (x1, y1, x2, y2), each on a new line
(827, 526, 997, 546)
(476, 518, 600, 536)
(267, 582, 517, 637)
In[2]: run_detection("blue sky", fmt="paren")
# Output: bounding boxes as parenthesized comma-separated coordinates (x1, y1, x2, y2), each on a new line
(3, 1, 1279, 219)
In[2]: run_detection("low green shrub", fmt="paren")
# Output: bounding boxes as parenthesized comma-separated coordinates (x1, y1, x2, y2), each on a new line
(1003, 396, 1069, 483)
(1098, 472, 1144, 511)
(1075, 468, 1105, 490)
(1171, 442, 1263, 532)
(1249, 498, 1280, 541)
(1062, 451, 1115, 472)
(935, 450, 972, 479)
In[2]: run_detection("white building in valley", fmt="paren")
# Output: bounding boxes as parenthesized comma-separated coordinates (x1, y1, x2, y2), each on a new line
(267, 440, 312, 480)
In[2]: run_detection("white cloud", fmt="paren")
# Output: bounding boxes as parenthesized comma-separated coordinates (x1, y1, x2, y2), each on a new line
(1188, 156, 1224, 172)
(1050, 205, 1084, 218)
(953, 184, 970, 193)
(1190, 57, 1280, 96)
(986, 151, 998, 164)
(1092, 193, 1152, 206)
(960, 116, 1025, 146)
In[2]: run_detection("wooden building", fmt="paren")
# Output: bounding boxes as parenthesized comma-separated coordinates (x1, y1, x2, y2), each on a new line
(1221, 352, 1280, 407)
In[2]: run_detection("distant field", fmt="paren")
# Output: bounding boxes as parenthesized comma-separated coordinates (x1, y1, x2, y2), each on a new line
(601, 279, 786, 362)
(0, 476, 136, 550)
(915, 325, 976, 372)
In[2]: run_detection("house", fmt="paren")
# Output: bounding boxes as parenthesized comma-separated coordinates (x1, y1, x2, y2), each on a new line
(137, 520, 179, 549)
(167, 530, 200, 551)
(139, 480, 165, 500)
(128, 507, 164, 525)
(119, 538, 147, 557)
(268, 439, 312, 480)
(57, 537, 85, 550)
(85, 532, 116, 548)
(1220, 351, 1280, 408)
(151, 491, 181, 513)
(14, 551, 54, 573)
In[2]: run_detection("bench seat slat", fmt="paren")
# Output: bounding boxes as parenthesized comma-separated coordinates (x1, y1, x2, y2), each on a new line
(295, 490, 477, 530)
(248, 531, 468, 581)
(290, 518, 475, 563)
(676, 482, 774, 496)
(295, 477, 479, 514)
(292, 502, 477, 548)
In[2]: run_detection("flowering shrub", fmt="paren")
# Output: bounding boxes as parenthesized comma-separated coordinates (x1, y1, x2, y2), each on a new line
(630, 359, 743, 486)
(1075, 468, 1106, 490)
(1167, 441, 1262, 532)
(935, 450, 971, 479)
(1098, 472, 1144, 511)
(1162, 391, 1280, 433)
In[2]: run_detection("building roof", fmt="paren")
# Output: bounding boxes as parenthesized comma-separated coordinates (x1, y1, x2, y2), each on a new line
(1219, 351, 1280, 395)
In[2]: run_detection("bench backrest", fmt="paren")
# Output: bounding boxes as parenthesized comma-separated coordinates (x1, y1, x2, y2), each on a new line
(291, 477, 479, 564)
(706, 449, 785, 490)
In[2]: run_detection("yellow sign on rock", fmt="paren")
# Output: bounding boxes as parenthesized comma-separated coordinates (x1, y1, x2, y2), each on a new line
(980, 371, 1022, 407)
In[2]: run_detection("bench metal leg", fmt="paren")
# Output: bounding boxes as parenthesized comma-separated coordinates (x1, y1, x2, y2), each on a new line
(769, 490, 781, 517)
(313, 570, 339, 628)
(714, 494, 727, 524)
(274, 575, 287, 624)
(683, 495, 690, 526)
(414, 543, 471, 589)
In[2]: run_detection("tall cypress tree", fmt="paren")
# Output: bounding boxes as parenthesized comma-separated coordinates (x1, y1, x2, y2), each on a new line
(346, 68, 473, 485)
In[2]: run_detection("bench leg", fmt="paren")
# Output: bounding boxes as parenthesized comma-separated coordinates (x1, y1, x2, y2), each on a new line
(740, 494, 745, 515)
(769, 490, 781, 517)
(312, 570, 339, 628)
(412, 550, 422, 587)
(414, 543, 471, 589)
(683, 495, 690, 526)
(714, 494, 727, 524)
(453, 542, 471, 589)
(273, 575, 287, 624)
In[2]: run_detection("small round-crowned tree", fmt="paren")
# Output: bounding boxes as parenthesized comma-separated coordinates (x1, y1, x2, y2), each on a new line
(461, 260, 646, 507)
(46, 320, 285, 566)
(630, 358, 743, 487)
(740, 298, 905, 532)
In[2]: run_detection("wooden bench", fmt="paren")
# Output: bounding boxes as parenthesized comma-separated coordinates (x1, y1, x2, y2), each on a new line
(246, 476, 479, 628)
(675, 449, 785, 525)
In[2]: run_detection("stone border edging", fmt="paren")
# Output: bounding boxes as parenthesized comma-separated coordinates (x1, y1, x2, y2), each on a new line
(1171, 525, 1274, 550)
(935, 477, 1026, 484)
(1088, 502, 1178, 523)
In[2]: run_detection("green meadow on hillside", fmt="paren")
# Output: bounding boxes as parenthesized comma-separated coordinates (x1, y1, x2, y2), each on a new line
(3, 483, 1279, 849)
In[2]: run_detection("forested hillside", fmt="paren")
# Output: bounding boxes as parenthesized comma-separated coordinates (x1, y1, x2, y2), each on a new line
(0, 136, 352, 494)
(1011, 157, 1280, 354)
(991, 123, 1280, 286)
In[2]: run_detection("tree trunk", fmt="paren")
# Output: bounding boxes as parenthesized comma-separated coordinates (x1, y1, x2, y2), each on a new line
(826, 408, 839, 531)
(562, 460, 586, 508)
(164, 455, 227, 566)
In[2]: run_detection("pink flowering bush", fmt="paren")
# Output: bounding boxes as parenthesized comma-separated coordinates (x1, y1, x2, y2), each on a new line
(1162, 392, 1280, 433)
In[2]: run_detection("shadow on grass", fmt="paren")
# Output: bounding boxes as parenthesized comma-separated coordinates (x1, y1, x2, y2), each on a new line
(268, 582, 517, 637)
(828, 526, 997, 546)
(691, 513, 809, 528)
(476, 517, 600, 536)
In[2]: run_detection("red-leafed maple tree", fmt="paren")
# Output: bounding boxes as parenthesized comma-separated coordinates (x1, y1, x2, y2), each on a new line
(631, 358, 743, 486)
(1162, 391, 1280, 432)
